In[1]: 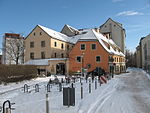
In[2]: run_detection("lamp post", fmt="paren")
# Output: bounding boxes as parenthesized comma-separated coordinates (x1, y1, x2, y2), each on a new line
(81, 53, 85, 77)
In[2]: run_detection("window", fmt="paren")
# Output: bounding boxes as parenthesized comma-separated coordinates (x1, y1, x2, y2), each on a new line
(40, 32, 42, 35)
(91, 44, 96, 50)
(33, 32, 35, 36)
(67, 45, 69, 50)
(54, 53, 57, 58)
(80, 44, 85, 50)
(30, 42, 34, 48)
(41, 52, 45, 59)
(30, 52, 34, 59)
(76, 56, 81, 62)
(61, 43, 64, 49)
(61, 53, 64, 58)
(96, 56, 101, 62)
(54, 42, 57, 47)
(41, 41, 45, 47)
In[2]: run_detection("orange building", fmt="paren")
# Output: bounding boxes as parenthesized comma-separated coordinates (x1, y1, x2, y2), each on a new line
(69, 29, 126, 75)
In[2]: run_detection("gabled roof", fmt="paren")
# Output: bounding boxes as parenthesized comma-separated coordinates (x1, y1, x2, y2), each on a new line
(65, 24, 79, 32)
(38, 25, 70, 42)
(100, 18, 124, 30)
(73, 29, 125, 57)
(38, 25, 80, 44)
(60, 24, 79, 36)
(26, 25, 80, 44)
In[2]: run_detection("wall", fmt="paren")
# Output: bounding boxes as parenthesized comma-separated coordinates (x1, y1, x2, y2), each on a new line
(100, 19, 125, 53)
(69, 40, 109, 74)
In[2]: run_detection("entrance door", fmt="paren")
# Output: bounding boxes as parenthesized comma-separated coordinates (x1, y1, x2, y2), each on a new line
(56, 63, 65, 75)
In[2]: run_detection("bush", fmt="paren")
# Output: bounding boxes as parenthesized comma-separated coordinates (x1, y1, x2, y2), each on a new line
(0, 65, 37, 83)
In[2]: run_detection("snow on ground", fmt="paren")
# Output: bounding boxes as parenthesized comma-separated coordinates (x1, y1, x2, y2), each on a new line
(0, 68, 150, 113)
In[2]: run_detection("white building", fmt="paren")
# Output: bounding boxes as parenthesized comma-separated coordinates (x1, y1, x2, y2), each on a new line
(140, 34, 150, 71)
(99, 18, 126, 53)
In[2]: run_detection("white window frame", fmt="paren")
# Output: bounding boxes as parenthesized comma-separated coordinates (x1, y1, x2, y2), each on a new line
(80, 44, 86, 50)
(96, 56, 101, 62)
(91, 43, 96, 50)
(76, 56, 81, 63)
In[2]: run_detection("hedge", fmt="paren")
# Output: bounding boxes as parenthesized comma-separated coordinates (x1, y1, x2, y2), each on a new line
(0, 65, 37, 83)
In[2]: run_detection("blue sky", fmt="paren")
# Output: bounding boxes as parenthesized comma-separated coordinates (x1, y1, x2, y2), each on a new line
(0, 0, 150, 52)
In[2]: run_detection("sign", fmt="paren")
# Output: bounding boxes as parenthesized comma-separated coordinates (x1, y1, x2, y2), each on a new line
(100, 76, 107, 84)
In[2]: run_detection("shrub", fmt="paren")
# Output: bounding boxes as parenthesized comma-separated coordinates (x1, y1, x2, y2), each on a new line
(0, 65, 37, 83)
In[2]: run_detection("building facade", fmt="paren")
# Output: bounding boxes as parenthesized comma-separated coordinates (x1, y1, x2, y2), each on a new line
(69, 29, 126, 75)
(99, 18, 126, 53)
(135, 34, 150, 73)
(25, 25, 79, 75)
(135, 45, 142, 68)
(25, 20, 126, 75)
(141, 35, 150, 71)
(2, 33, 24, 65)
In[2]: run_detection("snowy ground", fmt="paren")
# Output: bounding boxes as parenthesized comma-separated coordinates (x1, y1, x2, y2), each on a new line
(0, 68, 150, 113)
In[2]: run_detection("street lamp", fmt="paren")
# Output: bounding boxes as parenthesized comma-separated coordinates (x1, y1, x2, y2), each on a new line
(81, 53, 85, 77)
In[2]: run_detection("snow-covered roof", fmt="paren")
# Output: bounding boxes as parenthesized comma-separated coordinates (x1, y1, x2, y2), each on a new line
(24, 58, 68, 66)
(36, 25, 124, 56)
(38, 25, 79, 44)
(73, 29, 125, 57)
(65, 24, 79, 32)
(38, 25, 70, 42)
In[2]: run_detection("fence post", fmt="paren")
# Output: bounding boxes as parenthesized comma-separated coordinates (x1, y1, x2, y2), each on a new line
(46, 93, 49, 113)
(47, 84, 51, 92)
(35, 84, 39, 92)
(95, 78, 97, 90)
(81, 83, 83, 99)
(59, 83, 62, 92)
(89, 79, 91, 93)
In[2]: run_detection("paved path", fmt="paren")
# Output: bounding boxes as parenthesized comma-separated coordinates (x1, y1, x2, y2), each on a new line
(88, 68, 150, 113)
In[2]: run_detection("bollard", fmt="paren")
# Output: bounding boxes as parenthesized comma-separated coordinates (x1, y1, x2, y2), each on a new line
(81, 83, 83, 99)
(59, 83, 62, 92)
(99, 76, 101, 86)
(73, 77, 75, 83)
(80, 77, 82, 83)
(85, 75, 88, 83)
(71, 83, 74, 88)
(46, 93, 49, 113)
(61, 78, 64, 83)
(89, 79, 91, 93)
(95, 79, 97, 90)
(47, 84, 51, 92)
(35, 84, 39, 92)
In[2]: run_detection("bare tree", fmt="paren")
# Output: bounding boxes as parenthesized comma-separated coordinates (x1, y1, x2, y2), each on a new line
(125, 49, 136, 67)
(5, 37, 24, 65)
